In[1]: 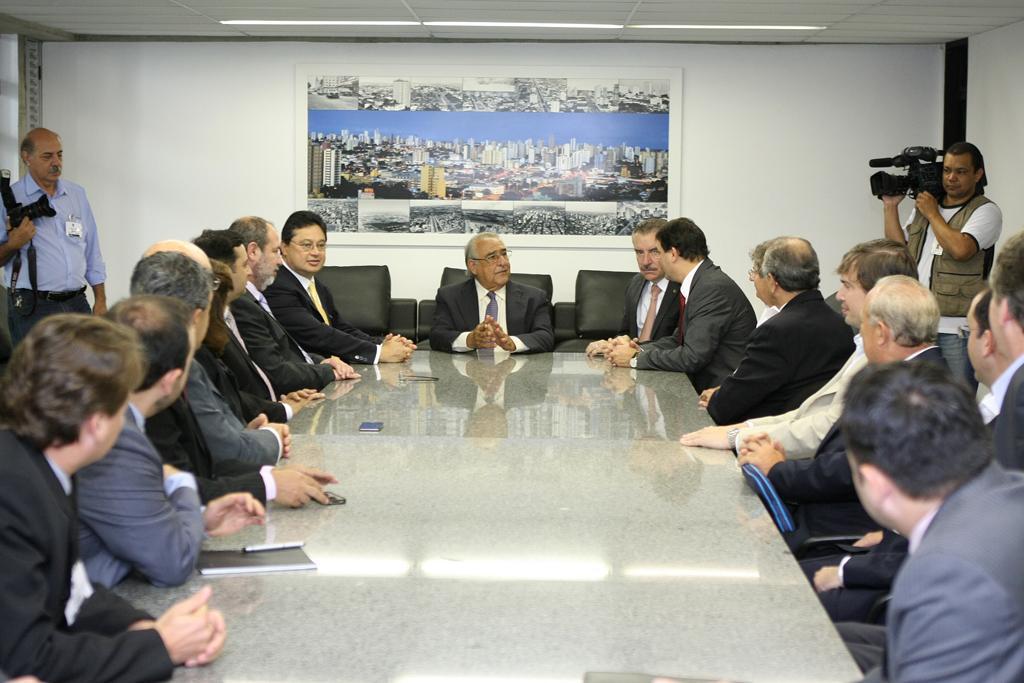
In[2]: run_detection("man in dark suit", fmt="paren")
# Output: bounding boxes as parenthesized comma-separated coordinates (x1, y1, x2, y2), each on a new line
(835, 362, 1024, 681)
(988, 229, 1024, 469)
(585, 218, 680, 356)
(703, 237, 854, 424)
(0, 314, 227, 681)
(227, 215, 358, 394)
(431, 231, 554, 353)
(265, 210, 414, 364)
(77, 295, 265, 589)
(608, 217, 755, 393)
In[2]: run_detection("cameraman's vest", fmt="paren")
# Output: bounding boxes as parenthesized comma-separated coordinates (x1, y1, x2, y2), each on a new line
(906, 194, 992, 318)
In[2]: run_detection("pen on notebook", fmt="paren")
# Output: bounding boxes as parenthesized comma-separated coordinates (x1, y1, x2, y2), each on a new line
(243, 541, 304, 553)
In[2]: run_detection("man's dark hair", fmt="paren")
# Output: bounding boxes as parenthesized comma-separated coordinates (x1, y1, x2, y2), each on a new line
(990, 229, 1024, 328)
(0, 314, 144, 449)
(130, 252, 212, 311)
(632, 217, 667, 237)
(108, 296, 192, 392)
(282, 211, 327, 243)
(945, 141, 988, 190)
(760, 237, 820, 292)
(228, 215, 272, 250)
(972, 288, 993, 334)
(837, 239, 917, 292)
(193, 229, 244, 268)
(842, 362, 991, 499)
(655, 217, 709, 261)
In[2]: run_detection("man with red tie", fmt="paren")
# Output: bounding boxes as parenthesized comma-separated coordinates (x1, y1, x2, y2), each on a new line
(608, 217, 755, 394)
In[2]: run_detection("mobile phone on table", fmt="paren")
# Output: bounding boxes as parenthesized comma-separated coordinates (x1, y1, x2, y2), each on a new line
(359, 421, 384, 432)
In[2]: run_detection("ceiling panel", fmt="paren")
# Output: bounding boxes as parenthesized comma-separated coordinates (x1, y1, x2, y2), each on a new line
(1, 0, 1021, 43)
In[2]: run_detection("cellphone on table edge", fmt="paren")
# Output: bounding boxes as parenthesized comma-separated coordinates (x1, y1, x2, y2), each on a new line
(358, 421, 384, 432)
(323, 491, 346, 506)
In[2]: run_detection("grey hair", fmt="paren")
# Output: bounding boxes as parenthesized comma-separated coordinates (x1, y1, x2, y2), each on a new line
(130, 251, 212, 311)
(228, 215, 272, 250)
(864, 275, 939, 347)
(464, 231, 503, 264)
(749, 240, 771, 272)
(759, 236, 820, 292)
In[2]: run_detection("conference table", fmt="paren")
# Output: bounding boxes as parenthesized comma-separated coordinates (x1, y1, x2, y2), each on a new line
(116, 350, 862, 683)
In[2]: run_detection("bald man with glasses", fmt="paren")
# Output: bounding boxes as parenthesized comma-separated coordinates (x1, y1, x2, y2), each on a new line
(430, 232, 554, 354)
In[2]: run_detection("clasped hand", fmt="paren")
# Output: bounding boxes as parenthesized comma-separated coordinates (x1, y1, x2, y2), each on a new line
(468, 315, 515, 352)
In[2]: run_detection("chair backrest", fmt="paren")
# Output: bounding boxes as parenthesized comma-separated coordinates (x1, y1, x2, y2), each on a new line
(439, 267, 554, 301)
(316, 265, 391, 335)
(0, 285, 11, 365)
(740, 463, 796, 533)
(574, 270, 635, 338)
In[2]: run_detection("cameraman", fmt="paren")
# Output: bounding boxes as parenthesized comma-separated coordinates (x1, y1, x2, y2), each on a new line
(0, 128, 107, 347)
(882, 141, 1002, 388)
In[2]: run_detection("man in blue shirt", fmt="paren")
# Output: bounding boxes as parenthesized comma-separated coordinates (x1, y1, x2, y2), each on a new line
(0, 128, 107, 345)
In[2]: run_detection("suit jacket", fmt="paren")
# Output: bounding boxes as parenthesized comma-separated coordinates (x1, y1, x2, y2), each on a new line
(994, 361, 1024, 471)
(707, 289, 854, 424)
(146, 396, 267, 505)
(738, 347, 867, 460)
(636, 259, 756, 393)
(430, 279, 554, 353)
(196, 345, 287, 423)
(843, 530, 909, 589)
(772, 346, 946, 546)
(622, 274, 681, 341)
(230, 290, 336, 395)
(0, 430, 174, 682)
(76, 410, 205, 589)
(265, 267, 380, 363)
(864, 463, 1024, 682)
(185, 361, 280, 467)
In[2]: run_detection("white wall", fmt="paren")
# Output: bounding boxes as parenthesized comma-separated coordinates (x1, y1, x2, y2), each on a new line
(0, 35, 18, 174)
(40, 41, 943, 305)
(968, 19, 1024, 249)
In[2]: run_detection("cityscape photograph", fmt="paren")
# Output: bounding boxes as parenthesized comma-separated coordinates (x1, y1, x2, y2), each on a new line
(307, 73, 673, 236)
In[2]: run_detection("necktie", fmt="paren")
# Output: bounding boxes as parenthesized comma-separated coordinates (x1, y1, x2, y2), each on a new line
(307, 280, 331, 325)
(485, 290, 499, 322)
(677, 292, 687, 344)
(225, 311, 277, 400)
(638, 283, 661, 342)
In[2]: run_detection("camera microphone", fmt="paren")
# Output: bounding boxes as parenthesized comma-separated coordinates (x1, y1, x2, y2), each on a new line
(868, 157, 894, 168)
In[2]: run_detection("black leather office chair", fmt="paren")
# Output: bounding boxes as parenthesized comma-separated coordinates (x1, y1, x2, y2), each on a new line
(417, 267, 554, 344)
(0, 285, 11, 371)
(554, 270, 635, 352)
(315, 265, 416, 340)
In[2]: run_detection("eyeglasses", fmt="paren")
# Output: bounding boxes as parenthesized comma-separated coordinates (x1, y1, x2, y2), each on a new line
(292, 240, 327, 253)
(957, 324, 972, 340)
(210, 276, 222, 289)
(470, 249, 510, 264)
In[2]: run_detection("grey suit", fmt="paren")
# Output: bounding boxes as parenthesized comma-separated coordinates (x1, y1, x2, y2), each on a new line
(186, 361, 280, 467)
(636, 258, 756, 393)
(77, 408, 204, 588)
(430, 278, 554, 353)
(622, 274, 681, 341)
(860, 463, 1024, 682)
(994, 360, 1024, 471)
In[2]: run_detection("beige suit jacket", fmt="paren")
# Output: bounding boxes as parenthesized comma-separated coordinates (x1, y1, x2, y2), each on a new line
(735, 347, 867, 459)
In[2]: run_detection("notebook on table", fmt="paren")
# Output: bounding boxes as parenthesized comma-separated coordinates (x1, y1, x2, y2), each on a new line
(197, 546, 316, 576)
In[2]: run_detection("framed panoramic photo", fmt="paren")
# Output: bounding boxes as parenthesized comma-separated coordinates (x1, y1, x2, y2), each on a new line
(295, 65, 682, 247)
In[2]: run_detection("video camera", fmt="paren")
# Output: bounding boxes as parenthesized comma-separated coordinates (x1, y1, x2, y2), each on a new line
(1, 169, 56, 228)
(868, 147, 944, 199)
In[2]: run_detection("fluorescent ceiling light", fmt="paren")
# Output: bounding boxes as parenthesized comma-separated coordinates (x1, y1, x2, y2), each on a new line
(222, 20, 421, 26)
(424, 21, 623, 29)
(314, 555, 412, 578)
(623, 565, 761, 580)
(628, 24, 826, 30)
(395, 678, 577, 683)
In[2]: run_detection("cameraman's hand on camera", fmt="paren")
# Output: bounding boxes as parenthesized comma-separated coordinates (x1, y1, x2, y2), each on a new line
(915, 191, 941, 220)
(881, 194, 905, 208)
(6, 216, 36, 248)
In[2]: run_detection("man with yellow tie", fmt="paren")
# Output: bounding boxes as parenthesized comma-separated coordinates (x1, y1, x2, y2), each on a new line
(264, 211, 414, 364)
